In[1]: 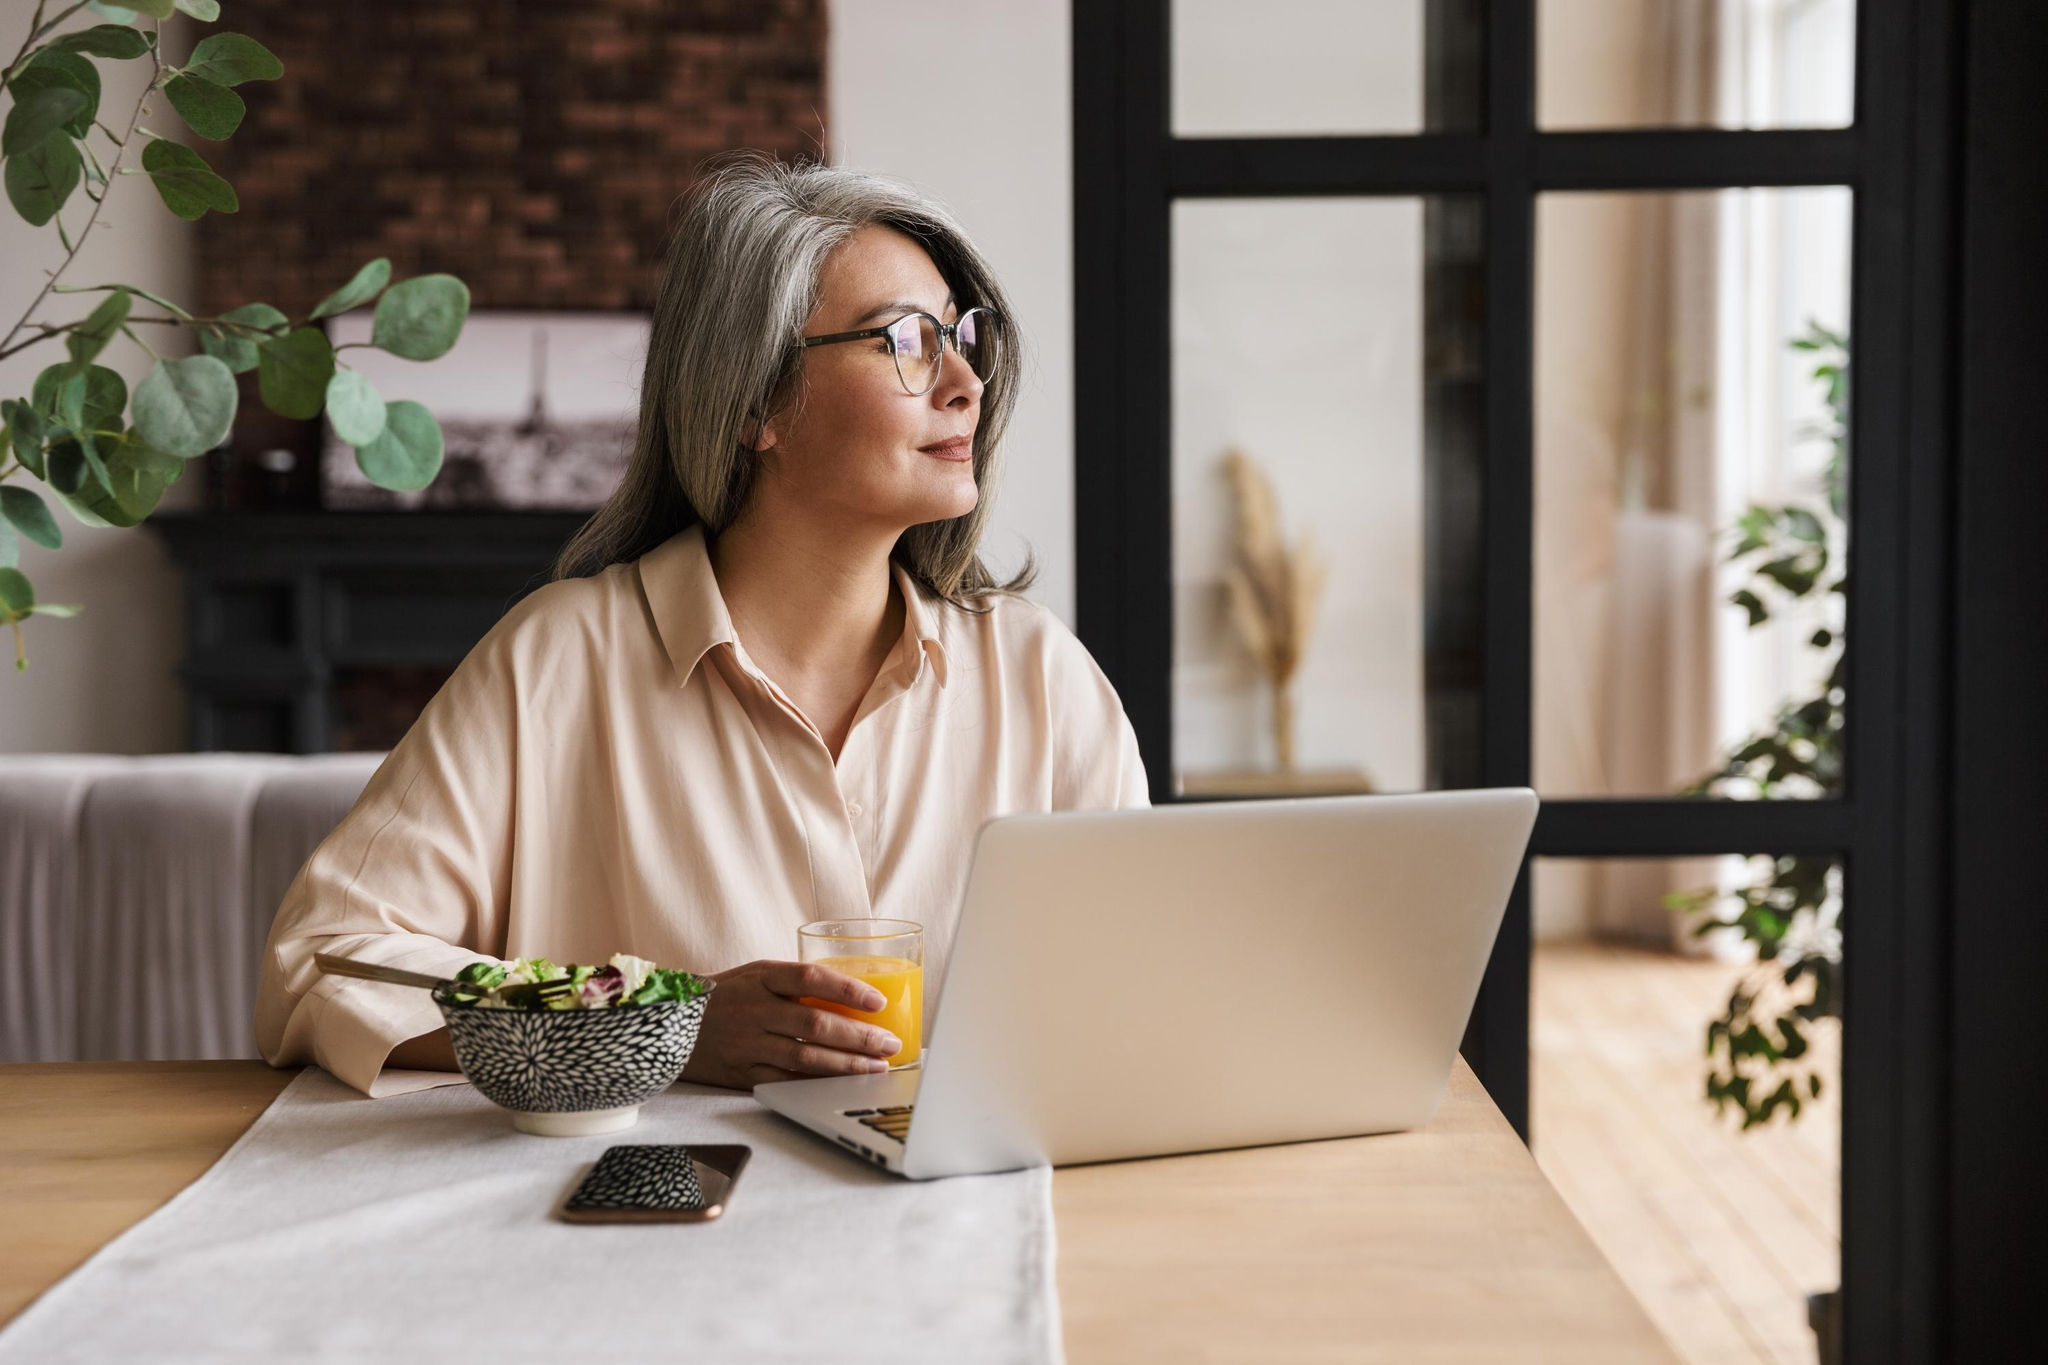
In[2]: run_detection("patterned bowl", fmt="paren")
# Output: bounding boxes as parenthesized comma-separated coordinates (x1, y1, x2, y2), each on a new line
(432, 983, 713, 1137)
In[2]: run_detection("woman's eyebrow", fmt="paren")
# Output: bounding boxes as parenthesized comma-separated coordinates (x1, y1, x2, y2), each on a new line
(851, 293, 956, 326)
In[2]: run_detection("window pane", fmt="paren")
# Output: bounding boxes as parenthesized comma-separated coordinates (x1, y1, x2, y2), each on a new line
(1539, 0, 1855, 129)
(1172, 0, 1482, 136)
(1532, 856, 1841, 1364)
(1534, 188, 1851, 799)
(1171, 196, 1484, 797)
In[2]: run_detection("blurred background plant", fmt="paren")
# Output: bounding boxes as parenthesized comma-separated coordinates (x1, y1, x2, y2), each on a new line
(0, 0, 466, 670)
(1219, 445, 1328, 771)
(1668, 320, 1849, 1129)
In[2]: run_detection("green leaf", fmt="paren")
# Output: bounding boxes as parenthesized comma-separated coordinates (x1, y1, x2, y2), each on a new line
(20, 50, 102, 138)
(32, 361, 126, 430)
(124, 0, 178, 18)
(66, 286, 132, 365)
(56, 370, 89, 438)
(2, 83, 88, 157)
(325, 369, 386, 445)
(0, 518, 14, 569)
(1783, 506, 1826, 544)
(0, 486, 64, 550)
(0, 567, 34, 618)
(6, 399, 49, 478)
(164, 73, 245, 141)
(172, 0, 223, 19)
(371, 274, 469, 360)
(182, 33, 283, 87)
(86, 3, 144, 22)
(141, 138, 238, 220)
(50, 24, 155, 60)
(1730, 587, 1769, 627)
(256, 327, 335, 420)
(309, 258, 392, 321)
(59, 431, 183, 527)
(133, 354, 237, 456)
(5, 130, 83, 226)
(1757, 556, 1818, 596)
(354, 401, 443, 489)
(198, 301, 289, 374)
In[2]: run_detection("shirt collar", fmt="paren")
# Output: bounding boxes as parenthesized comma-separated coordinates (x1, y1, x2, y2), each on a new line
(638, 522, 950, 691)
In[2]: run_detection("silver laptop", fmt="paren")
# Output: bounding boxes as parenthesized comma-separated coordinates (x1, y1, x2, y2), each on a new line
(754, 787, 1538, 1179)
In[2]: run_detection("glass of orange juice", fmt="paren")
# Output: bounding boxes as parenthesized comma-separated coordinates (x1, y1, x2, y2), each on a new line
(796, 918, 923, 1069)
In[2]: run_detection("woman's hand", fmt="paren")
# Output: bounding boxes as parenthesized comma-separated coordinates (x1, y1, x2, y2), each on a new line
(680, 959, 903, 1090)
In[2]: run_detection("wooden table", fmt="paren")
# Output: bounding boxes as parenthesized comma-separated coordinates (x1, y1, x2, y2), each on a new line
(0, 1058, 1678, 1362)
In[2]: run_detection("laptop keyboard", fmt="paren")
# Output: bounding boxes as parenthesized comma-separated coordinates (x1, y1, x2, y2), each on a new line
(843, 1105, 913, 1144)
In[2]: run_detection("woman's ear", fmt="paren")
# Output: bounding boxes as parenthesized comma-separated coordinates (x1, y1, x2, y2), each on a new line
(739, 413, 779, 454)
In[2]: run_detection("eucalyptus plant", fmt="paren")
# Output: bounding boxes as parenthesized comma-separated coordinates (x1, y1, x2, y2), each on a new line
(0, 0, 467, 670)
(1668, 320, 1849, 1129)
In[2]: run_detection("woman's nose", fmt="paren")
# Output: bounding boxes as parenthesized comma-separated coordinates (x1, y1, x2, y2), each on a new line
(933, 343, 983, 405)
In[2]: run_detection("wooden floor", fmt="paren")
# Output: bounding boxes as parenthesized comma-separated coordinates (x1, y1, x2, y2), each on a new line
(1532, 941, 1840, 1365)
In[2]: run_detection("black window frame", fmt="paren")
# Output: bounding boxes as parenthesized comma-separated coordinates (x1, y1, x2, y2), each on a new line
(1072, 2, 1964, 1359)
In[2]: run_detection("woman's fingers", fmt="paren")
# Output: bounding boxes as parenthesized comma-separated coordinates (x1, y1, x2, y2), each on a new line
(762, 960, 886, 1012)
(681, 960, 903, 1088)
(765, 1001, 900, 1058)
(769, 1033, 891, 1076)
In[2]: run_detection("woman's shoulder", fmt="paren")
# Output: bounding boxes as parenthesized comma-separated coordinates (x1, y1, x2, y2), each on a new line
(462, 561, 648, 689)
(939, 588, 1119, 697)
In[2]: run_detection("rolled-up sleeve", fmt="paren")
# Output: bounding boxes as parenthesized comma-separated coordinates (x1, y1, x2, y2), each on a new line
(253, 615, 523, 1097)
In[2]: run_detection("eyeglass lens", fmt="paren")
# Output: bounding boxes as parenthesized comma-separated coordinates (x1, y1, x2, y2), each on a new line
(888, 310, 995, 393)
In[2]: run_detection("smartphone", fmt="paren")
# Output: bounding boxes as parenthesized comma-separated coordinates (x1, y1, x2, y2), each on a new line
(557, 1144, 752, 1223)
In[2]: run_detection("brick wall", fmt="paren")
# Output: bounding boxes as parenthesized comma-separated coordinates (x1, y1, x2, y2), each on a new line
(192, 0, 828, 317)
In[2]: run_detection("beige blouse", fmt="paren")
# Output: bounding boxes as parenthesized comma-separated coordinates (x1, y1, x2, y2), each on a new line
(253, 522, 1150, 1096)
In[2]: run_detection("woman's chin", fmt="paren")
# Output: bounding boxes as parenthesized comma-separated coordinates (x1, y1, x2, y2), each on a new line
(903, 481, 979, 525)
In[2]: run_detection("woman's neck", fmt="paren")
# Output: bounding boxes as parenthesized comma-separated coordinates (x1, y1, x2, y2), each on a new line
(704, 513, 905, 689)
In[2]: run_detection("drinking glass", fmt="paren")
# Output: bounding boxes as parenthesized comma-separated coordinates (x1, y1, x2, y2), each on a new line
(796, 918, 924, 1069)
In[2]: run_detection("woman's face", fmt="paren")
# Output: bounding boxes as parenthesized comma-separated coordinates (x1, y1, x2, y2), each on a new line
(746, 223, 984, 534)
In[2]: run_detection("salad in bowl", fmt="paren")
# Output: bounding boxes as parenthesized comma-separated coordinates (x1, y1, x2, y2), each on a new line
(445, 952, 710, 1011)
(432, 952, 715, 1136)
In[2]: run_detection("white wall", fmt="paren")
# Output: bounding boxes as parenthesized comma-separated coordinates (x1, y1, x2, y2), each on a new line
(826, 0, 1076, 625)
(0, 16, 199, 754)
(1170, 199, 1425, 791)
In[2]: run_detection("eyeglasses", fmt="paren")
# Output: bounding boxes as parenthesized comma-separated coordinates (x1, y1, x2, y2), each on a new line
(797, 306, 1001, 397)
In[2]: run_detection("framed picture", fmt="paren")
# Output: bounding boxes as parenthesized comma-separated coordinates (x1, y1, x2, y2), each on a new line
(319, 310, 649, 510)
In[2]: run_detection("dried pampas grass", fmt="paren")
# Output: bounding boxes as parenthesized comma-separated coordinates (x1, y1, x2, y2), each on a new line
(1220, 447, 1327, 770)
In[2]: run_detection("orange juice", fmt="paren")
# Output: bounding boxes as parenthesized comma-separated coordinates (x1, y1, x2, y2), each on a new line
(799, 954, 923, 1067)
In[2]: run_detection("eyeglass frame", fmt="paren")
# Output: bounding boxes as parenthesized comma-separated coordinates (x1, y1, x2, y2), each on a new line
(795, 306, 999, 397)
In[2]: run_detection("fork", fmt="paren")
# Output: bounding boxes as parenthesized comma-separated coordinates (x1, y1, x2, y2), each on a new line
(313, 953, 574, 1007)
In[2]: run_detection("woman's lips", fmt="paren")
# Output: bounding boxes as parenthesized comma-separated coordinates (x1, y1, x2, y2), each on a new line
(919, 437, 973, 461)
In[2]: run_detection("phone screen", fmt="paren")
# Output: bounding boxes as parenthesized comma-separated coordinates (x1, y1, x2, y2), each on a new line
(558, 1143, 752, 1223)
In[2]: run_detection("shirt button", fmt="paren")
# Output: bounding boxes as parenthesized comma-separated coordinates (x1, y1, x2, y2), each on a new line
(845, 801, 863, 817)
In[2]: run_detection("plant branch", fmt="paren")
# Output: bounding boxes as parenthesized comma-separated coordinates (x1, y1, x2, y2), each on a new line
(120, 322, 161, 360)
(5, 1, 96, 87)
(0, 309, 290, 365)
(1, 16, 165, 359)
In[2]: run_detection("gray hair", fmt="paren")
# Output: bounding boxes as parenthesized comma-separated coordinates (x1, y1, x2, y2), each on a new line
(552, 150, 1034, 607)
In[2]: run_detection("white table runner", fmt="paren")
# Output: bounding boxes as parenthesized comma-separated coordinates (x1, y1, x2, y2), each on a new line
(1, 1069, 1062, 1364)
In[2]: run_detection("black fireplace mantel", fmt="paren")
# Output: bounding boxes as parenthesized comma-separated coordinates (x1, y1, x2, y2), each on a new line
(148, 510, 589, 753)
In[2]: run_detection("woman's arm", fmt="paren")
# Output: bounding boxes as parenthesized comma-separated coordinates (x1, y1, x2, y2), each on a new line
(254, 602, 530, 1096)
(1046, 626, 1152, 811)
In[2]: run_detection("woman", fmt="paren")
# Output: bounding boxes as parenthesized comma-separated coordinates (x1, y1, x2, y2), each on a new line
(254, 153, 1149, 1098)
